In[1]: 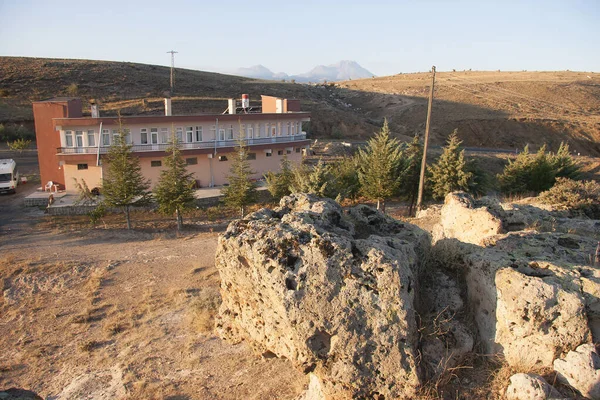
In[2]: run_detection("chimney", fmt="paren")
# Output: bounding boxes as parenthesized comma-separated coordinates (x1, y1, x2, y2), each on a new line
(228, 99, 236, 114)
(91, 103, 99, 118)
(164, 98, 172, 116)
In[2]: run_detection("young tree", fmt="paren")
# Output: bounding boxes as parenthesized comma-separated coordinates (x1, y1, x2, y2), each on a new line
(265, 154, 294, 200)
(550, 142, 581, 180)
(289, 160, 331, 198)
(397, 135, 423, 215)
(357, 119, 403, 211)
(498, 144, 559, 195)
(153, 134, 196, 232)
(221, 137, 258, 218)
(102, 121, 151, 229)
(428, 130, 474, 200)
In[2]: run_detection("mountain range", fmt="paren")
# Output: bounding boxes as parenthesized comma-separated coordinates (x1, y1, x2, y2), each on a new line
(231, 60, 374, 83)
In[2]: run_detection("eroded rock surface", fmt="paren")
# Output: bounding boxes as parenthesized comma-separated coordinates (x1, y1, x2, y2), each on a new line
(429, 192, 597, 370)
(215, 194, 429, 399)
(553, 343, 600, 400)
(505, 373, 562, 400)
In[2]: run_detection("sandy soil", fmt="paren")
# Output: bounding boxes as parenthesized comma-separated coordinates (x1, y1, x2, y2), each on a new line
(0, 218, 306, 399)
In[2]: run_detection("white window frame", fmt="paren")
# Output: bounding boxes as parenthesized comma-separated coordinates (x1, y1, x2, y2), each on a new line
(102, 129, 110, 146)
(75, 130, 84, 147)
(195, 126, 203, 142)
(227, 125, 234, 140)
(248, 126, 254, 139)
(65, 130, 74, 147)
(161, 127, 169, 144)
(186, 126, 193, 143)
(176, 127, 183, 142)
(151, 128, 159, 144)
(141, 128, 148, 144)
(87, 130, 95, 147)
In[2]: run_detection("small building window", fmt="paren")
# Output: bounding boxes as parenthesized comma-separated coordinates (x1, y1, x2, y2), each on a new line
(65, 130, 73, 147)
(186, 157, 198, 165)
(151, 128, 159, 144)
(277, 150, 283, 156)
(286, 149, 292, 154)
(246, 153, 256, 160)
(102, 129, 110, 146)
(186, 127, 193, 143)
(265, 152, 272, 157)
(87, 130, 95, 147)
(195, 126, 203, 142)
(151, 160, 162, 167)
(295, 147, 301, 153)
(141, 128, 148, 144)
(161, 127, 169, 144)
(227, 125, 234, 140)
(176, 127, 183, 142)
(218, 155, 228, 162)
(75, 131, 84, 147)
(77, 163, 88, 170)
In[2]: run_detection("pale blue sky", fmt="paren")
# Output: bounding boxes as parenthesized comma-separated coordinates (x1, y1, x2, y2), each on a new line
(0, 0, 598, 76)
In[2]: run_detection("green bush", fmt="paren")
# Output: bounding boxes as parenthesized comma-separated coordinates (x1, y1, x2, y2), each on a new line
(498, 143, 581, 195)
(539, 178, 600, 218)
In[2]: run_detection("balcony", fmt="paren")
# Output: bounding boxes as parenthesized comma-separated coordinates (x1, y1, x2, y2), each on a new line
(57, 133, 307, 155)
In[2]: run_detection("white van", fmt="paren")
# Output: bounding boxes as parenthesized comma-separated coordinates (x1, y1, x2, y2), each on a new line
(0, 159, 19, 194)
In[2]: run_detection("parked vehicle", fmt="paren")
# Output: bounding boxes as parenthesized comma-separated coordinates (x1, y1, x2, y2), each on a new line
(0, 159, 19, 194)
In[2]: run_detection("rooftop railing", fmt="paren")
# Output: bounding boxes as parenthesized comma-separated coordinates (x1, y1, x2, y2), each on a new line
(57, 133, 307, 155)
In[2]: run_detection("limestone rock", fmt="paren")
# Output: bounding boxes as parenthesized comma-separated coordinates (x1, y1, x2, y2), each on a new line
(436, 231, 594, 368)
(215, 194, 429, 399)
(505, 373, 562, 400)
(553, 343, 600, 399)
(434, 192, 504, 245)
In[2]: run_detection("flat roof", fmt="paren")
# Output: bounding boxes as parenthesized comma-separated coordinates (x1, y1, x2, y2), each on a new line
(34, 97, 80, 103)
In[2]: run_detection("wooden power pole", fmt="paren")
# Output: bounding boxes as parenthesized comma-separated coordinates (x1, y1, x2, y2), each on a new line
(416, 66, 436, 213)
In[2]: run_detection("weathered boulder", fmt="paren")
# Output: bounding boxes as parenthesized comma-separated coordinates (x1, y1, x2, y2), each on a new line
(434, 192, 504, 245)
(432, 231, 594, 369)
(505, 373, 562, 400)
(215, 194, 429, 399)
(553, 343, 600, 400)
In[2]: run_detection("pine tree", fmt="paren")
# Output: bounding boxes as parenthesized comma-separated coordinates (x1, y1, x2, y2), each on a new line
(265, 154, 293, 200)
(397, 135, 423, 215)
(102, 121, 151, 229)
(550, 142, 581, 180)
(357, 119, 403, 211)
(428, 130, 473, 200)
(153, 134, 196, 232)
(289, 160, 331, 197)
(221, 138, 258, 218)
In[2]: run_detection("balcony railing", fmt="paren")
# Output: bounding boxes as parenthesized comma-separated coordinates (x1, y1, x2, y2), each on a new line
(57, 133, 307, 155)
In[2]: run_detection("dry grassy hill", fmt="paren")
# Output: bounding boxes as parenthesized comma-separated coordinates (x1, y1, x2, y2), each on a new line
(1, 57, 599, 154)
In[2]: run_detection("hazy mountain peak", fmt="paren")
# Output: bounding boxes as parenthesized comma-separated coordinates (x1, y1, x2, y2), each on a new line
(232, 60, 374, 82)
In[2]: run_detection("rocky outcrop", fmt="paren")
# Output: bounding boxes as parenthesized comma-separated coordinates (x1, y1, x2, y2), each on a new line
(553, 343, 600, 400)
(215, 194, 429, 399)
(505, 373, 562, 400)
(433, 192, 504, 245)
(429, 192, 598, 370)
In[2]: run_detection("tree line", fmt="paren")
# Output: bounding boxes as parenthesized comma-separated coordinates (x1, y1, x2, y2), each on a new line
(76, 119, 582, 230)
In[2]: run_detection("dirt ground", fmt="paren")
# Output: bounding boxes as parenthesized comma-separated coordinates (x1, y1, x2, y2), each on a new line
(0, 152, 306, 399)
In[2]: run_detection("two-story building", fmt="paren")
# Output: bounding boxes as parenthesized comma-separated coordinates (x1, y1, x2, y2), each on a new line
(32, 95, 311, 193)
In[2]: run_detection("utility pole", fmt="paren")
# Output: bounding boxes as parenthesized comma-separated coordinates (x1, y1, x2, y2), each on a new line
(416, 66, 436, 213)
(166, 50, 178, 95)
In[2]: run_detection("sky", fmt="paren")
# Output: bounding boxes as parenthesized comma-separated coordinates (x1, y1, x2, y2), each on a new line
(0, 0, 598, 76)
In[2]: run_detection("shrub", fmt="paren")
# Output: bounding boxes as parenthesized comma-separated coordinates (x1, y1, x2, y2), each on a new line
(498, 143, 581, 196)
(539, 178, 600, 218)
(7, 138, 32, 153)
(428, 130, 476, 200)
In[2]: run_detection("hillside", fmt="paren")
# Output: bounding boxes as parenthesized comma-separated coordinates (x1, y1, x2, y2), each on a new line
(1, 57, 600, 154)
